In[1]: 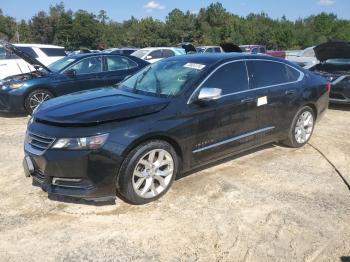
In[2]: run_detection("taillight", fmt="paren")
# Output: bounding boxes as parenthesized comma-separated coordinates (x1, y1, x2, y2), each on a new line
(326, 82, 331, 92)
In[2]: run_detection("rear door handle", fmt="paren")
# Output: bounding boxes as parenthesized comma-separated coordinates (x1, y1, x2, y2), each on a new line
(285, 90, 296, 95)
(241, 97, 255, 103)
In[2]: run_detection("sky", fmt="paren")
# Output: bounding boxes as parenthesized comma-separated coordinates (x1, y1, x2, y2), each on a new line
(1, 0, 349, 22)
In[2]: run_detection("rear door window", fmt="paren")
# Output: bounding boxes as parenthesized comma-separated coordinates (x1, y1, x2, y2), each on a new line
(247, 60, 301, 88)
(106, 55, 138, 71)
(40, 48, 66, 57)
(149, 50, 162, 59)
(162, 49, 175, 58)
(202, 61, 249, 95)
(214, 47, 222, 53)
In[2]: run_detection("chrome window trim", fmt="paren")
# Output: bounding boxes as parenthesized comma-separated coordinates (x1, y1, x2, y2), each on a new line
(187, 58, 304, 104)
(193, 126, 275, 153)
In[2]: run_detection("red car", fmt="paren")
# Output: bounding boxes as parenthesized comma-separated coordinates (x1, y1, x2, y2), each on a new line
(240, 45, 286, 59)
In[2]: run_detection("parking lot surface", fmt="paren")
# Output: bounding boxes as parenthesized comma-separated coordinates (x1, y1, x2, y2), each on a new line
(0, 107, 349, 262)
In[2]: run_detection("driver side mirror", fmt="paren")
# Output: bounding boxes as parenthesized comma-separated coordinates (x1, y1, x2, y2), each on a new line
(197, 87, 222, 102)
(145, 55, 153, 60)
(64, 69, 77, 78)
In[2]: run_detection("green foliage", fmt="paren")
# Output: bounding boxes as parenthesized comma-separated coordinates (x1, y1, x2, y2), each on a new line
(0, 2, 349, 50)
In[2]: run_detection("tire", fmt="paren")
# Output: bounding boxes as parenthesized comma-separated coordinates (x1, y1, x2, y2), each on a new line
(282, 106, 315, 148)
(24, 89, 54, 115)
(116, 140, 178, 205)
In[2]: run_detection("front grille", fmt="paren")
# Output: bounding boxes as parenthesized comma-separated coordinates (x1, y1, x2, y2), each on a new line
(27, 132, 55, 153)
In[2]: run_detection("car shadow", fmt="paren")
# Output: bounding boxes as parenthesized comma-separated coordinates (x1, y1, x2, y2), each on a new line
(0, 112, 27, 118)
(48, 194, 116, 206)
(176, 143, 276, 181)
(341, 257, 350, 262)
(329, 104, 350, 111)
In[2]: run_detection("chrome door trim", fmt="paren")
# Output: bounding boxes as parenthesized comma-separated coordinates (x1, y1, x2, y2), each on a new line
(192, 126, 275, 154)
(187, 58, 304, 104)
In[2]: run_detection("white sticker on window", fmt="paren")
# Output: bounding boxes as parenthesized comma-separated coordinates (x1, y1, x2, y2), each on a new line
(184, 63, 206, 70)
(257, 96, 268, 107)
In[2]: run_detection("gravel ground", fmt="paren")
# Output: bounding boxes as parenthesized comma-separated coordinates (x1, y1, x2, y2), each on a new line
(0, 106, 349, 262)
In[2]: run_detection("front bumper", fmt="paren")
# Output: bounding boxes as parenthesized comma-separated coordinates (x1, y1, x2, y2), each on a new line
(0, 89, 26, 113)
(23, 141, 123, 201)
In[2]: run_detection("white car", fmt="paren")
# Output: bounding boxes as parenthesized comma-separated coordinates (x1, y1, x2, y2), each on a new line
(131, 47, 185, 63)
(0, 43, 65, 80)
(196, 46, 224, 53)
(286, 47, 318, 68)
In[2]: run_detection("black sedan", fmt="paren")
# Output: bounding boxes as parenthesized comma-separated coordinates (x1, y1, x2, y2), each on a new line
(23, 53, 329, 205)
(309, 41, 350, 104)
(0, 41, 148, 114)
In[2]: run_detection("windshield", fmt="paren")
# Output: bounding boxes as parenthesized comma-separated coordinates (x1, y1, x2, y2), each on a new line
(48, 56, 77, 72)
(120, 60, 207, 97)
(325, 59, 350, 65)
(131, 50, 149, 59)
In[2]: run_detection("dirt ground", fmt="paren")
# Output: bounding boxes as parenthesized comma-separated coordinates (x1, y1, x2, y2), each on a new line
(0, 106, 349, 262)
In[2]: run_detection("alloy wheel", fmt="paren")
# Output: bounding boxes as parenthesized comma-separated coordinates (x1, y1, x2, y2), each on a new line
(132, 149, 174, 199)
(29, 92, 51, 111)
(294, 111, 314, 144)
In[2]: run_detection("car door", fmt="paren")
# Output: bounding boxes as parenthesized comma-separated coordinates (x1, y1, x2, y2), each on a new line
(190, 61, 258, 164)
(54, 56, 104, 95)
(102, 55, 140, 86)
(246, 60, 303, 140)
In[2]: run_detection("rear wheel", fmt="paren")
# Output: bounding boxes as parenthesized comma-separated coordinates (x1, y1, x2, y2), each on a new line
(282, 106, 315, 148)
(116, 140, 178, 205)
(24, 89, 54, 115)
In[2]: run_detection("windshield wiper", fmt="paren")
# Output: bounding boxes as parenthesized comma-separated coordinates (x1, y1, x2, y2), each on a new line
(153, 70, 162, 96)
(133, 66, 152, 91)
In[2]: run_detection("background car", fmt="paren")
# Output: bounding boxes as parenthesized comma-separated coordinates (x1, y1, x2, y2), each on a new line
(24, 53, 329, 205)
(286, 46, 318, 67)
(131, 47, 186, 63)
(240, 44, 286, 59)
(0, 42, 149, 114)
(0, 43, 66, 80)
(308, 41, 350, 104)
(196, 46, 223, 53)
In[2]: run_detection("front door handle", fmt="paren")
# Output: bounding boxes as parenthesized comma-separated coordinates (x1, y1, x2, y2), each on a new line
(241, 97, 255, 103)
(285, 90, 296, 95)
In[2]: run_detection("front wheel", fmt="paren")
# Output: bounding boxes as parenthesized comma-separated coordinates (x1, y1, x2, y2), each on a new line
(116, 140, 178, 205)
(24, 89, 54, 115)
(282, 106, 315, 148)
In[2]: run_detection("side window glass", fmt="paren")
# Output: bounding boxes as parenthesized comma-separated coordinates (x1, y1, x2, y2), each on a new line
(162, 49, 175, 58)
(69, 56, 102, 74)
(214, 47, 222, 53)
(149, 50, 162, 59)
(247, 61, 300, 87)
(17, 47, 38, 58)
(107, 56, 137, 71)
(202, 62, 249, 95)
(205, 48, 213, 53)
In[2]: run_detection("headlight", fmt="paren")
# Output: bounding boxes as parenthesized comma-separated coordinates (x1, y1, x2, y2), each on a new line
(52, 134, 109, 150)
(9, 83, 24, 89)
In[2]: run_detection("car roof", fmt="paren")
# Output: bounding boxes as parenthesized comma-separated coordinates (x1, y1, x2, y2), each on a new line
(67, 52, 134, 59)
(139, 47, 183, 51)
(197, 46, 221, 48)
(164, 53, 287, 65)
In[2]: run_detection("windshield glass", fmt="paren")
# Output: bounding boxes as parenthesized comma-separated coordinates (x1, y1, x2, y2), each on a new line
(48, 56, 77, 72)
(120, 60, 207, 97)
(131, 50, 149, 58)
(325, 59, 350, 64)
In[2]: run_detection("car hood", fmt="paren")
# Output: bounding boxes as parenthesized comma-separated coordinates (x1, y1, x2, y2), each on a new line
(314, 41, 350, 62)
(0, 40, 52, 73)
(34, 88, 170, 126)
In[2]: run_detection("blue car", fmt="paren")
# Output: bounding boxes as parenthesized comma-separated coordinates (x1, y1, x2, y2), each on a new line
(0, 41, 149, 114)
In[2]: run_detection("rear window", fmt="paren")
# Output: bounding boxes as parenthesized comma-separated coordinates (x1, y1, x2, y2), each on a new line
(40, 48, 66, 57)
(247, 60, 300, 88)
